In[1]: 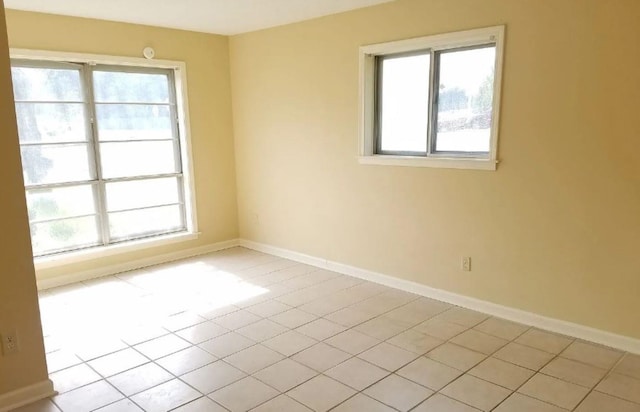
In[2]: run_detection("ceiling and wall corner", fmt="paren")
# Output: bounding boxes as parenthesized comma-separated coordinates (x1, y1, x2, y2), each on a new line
(3, 0, 395, 35)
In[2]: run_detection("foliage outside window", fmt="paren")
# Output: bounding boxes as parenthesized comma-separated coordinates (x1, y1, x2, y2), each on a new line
(12, 60, 189, 257)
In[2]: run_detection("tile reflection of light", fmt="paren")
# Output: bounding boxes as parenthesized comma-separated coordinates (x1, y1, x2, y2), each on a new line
(40, 258, 271, 348)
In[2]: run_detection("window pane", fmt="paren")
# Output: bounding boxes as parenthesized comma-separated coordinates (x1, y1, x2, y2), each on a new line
(26, 185, 96, 222)
(96, 104, 173, 141)
(105, 177, 181, 212)
(31, 215, 100, 256)
(93, 70, 170, 103)
(435, 46, 496, 153)
(109, 205, 184, 241)
(100, 141, 179, 179)
(11, 66, 83, 102)
(379, 53, 430, 153)
(16, 103, 88, 143)
(20, 143, 93, 186)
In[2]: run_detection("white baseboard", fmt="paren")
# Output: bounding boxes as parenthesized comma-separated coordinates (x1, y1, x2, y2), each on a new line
(239, 239, 640, 355)
(37, 239, 240, 290)
(0, 379, 55, 412)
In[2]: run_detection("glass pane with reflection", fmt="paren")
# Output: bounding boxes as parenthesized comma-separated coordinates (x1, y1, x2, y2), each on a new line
(378, 53, 430, 153)
(434, 46, 496, 153)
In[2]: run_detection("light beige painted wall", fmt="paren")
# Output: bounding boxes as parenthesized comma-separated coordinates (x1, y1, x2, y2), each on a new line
(230, 0, 640, 338)
(0, 1, 49, 395)
(5, 10, 239, 281)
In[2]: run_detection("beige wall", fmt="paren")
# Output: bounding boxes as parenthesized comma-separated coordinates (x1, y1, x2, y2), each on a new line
(230, 0, 640, 338)
(0, 1, 49, 395)
(5, 10, 239, 281)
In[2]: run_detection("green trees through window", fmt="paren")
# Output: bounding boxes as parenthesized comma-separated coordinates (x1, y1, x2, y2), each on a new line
(12, 61, 187, 257)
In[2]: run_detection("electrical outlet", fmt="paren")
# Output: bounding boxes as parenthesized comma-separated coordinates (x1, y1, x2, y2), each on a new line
(462, 257, 472, 272)
(1, 331, 19, 356)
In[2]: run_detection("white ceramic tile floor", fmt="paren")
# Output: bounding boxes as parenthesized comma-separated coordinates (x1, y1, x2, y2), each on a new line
(253, 359, 317, 392)
(396, 357, 462, 391)
(14, 247, 640, 411)
(288, 375, 356, 411)
(364, 374, 433, 411)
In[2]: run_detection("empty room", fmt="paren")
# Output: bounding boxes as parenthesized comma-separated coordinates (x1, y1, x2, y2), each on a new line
(0, 0, 639, 411)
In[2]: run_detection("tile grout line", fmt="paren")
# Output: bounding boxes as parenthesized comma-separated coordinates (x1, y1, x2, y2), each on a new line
(569, 354, 628, 411)
(487, 341, 588, 411)
(38, 249, 640, 412)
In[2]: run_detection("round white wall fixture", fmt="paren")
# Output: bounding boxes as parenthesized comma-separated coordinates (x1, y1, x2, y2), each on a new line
(143, 47, 155, 59)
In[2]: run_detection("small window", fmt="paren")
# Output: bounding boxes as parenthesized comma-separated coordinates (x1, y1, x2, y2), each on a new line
(359, 26, 504, 170)
(11, 56, 196, 258)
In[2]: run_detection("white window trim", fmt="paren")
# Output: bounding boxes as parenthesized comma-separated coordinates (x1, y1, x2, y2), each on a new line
(10, 48, 200, 268)
(34, 232, 200, 270)
(358, 25, 505, 170)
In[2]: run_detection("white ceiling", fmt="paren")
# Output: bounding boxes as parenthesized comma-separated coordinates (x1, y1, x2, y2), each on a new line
(3, 0, 394, 35)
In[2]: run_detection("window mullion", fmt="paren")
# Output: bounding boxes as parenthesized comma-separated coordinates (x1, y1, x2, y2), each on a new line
(167, 70, 188, 230)
(374, 56, 383, 155)
(426, 49, 438, 156)
(176, 175, 187, 232)
(167, 70, 183, 174)
(84, 64, 111, 247)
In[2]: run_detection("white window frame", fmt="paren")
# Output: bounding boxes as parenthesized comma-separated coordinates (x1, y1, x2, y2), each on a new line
(358, 26, 505, 170)
(10, 48, 199, 269)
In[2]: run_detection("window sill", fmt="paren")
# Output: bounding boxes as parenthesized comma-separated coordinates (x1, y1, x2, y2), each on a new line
(358, 155, 498, 170)
(34, 231, 200, 271)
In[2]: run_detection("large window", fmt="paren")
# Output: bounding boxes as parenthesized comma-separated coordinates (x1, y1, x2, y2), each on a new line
(11, 56, 195, 258)
(359, 26, 505, 170)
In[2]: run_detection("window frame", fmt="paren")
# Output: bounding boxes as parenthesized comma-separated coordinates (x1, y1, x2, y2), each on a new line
(358, 26, 505, 170)
(10, 48, 199, 269)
